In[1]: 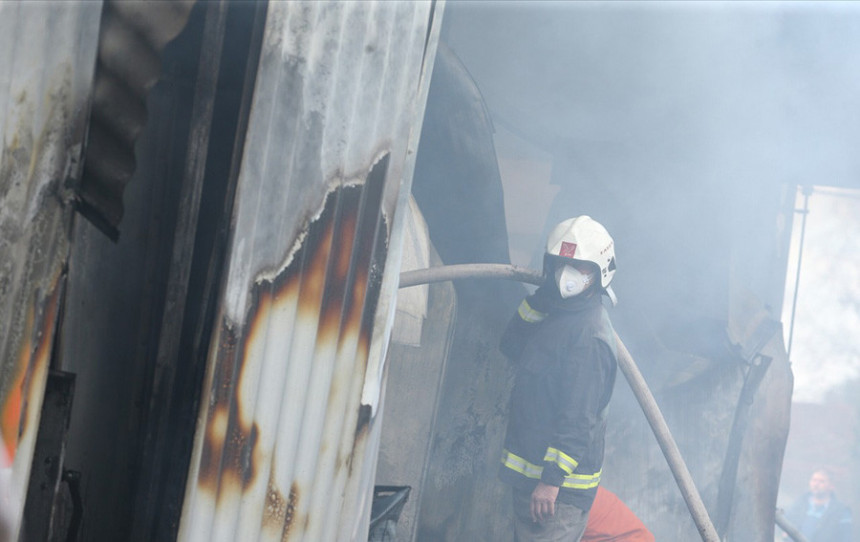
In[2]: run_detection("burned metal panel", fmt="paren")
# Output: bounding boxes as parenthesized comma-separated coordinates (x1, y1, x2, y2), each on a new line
(58, 3, 265, 538)
(178, 2, 442, 541)
(0, 2, 101, 539)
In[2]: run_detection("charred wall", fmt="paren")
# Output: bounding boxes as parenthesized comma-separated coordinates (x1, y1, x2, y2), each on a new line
(0, 3, 102, 539)
(6, 1, 440, 541)
(408, 43, 524, 541)
(58, 2, 263, 539)
(175, 3, 441, 541)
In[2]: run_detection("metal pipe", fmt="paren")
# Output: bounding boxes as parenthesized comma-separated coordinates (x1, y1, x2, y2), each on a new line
(786, 185, 812, 359)
(775, 508, 807, 542)
(398, 263, 721, 542)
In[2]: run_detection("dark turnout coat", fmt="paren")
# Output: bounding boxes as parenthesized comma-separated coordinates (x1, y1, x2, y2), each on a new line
(498, 287, 617, 512)
(784, 493, 853, 542)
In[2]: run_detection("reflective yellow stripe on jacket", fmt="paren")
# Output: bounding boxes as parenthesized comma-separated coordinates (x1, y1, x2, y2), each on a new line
(518, 299, 547, 323)
(544, 446, 578, 475)
(501, 449, 601, 489)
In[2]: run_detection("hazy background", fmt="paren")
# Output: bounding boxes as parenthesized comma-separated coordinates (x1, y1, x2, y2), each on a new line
(783, 186, 860, 402)
(440, 0, 860, 535)
(779, 185, 860, 522)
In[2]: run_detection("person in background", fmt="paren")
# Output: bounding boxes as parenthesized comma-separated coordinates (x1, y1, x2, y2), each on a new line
(783, 468, 853, 542)
(498, 216, 619, 542)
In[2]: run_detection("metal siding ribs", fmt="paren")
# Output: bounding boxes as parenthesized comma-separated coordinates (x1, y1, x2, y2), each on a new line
(178, 2, 441, 541)
(76, 0, 195, 240)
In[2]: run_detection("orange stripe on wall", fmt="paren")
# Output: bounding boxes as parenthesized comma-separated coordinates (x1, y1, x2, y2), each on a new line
(0, 306, 34, 465)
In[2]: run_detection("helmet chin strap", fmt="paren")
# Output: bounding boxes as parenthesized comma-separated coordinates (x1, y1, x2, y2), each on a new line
(605, 285, 618, 306)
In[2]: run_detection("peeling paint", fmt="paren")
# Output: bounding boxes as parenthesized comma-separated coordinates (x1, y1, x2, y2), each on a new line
(182, 157, 395, 540)
(177, 2, 439, 540)
(197, 158, 387, 496)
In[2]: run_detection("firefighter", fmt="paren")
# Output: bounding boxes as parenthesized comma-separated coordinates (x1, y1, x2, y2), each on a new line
(499, 215, 619, 542)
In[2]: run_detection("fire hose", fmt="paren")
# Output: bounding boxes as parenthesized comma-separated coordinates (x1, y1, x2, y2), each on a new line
(399, 263, 721, 542)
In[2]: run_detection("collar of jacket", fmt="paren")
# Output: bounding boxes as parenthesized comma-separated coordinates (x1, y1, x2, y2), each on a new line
(542, 284, 603, 314)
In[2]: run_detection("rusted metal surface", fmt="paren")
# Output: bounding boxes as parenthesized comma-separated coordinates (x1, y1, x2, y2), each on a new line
(127, 2, 241, 539)
(0, 2, 102, 539)
(76, 0, 195, 239)
(178, 1, 443, 541)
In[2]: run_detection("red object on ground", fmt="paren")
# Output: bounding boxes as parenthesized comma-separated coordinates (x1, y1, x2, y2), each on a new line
(582, 486, 655, 542)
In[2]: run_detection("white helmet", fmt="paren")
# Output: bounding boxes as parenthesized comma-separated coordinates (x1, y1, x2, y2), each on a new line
(546, 216, 617, 301)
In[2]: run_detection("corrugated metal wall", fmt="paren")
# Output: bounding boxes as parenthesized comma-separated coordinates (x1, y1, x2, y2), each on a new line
(0, 2, 102, 538)
(178, 2, 442, 541)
